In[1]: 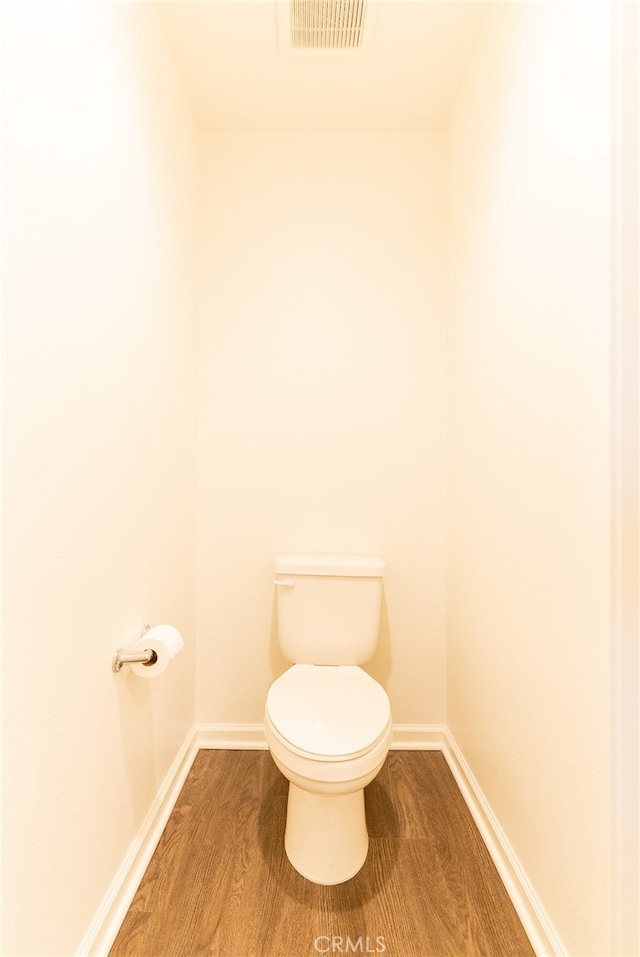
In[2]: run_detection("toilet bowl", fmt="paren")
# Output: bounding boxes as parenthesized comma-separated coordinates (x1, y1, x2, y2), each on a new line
(264, 555, 392, 885)
(265, 664, 392, 885)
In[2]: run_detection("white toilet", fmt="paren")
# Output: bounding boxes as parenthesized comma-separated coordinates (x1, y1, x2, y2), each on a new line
(264, 554, 392, 885)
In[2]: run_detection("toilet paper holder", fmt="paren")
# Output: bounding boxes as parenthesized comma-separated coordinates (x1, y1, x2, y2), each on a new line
(112, 625, 158, 673)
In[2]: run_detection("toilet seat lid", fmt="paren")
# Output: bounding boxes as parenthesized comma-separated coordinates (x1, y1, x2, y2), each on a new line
(266, 665, 391, 760)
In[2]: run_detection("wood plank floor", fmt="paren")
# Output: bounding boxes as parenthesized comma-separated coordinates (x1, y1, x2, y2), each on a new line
(110, 750, 535, 957)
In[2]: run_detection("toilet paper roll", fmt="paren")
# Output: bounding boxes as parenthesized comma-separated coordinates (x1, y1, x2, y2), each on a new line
(130, 625, 184, 678)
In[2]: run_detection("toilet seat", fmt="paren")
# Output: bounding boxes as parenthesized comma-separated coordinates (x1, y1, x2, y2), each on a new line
(266, 664, 391, 762)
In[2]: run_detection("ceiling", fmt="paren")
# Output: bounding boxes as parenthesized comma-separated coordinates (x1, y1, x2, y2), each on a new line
(157, 1, 490, 132)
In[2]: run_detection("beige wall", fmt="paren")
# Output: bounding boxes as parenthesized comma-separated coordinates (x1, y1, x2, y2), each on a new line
(2, 5, 198, 955)
(196, 133, 447, 727)
(447, 4, 613, 955)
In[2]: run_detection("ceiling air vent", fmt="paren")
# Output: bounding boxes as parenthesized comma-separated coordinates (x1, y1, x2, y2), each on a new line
(277, 0, 373, 53)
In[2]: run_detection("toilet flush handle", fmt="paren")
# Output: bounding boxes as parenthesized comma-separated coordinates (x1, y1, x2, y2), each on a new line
(274, 578, 295, 588)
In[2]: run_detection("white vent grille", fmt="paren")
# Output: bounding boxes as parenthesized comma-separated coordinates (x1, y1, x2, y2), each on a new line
(288, 0, 368, 50)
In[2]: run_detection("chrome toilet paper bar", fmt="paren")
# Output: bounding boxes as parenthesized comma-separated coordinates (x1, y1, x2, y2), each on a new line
(112, 648, 158, 673)
(112, 624, 158, 673)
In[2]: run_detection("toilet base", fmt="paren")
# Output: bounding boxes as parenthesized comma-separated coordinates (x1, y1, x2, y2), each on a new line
(284, 782, 369, 885)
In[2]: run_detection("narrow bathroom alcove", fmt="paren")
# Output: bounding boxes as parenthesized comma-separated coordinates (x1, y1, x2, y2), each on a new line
(2, 3, 638, 957)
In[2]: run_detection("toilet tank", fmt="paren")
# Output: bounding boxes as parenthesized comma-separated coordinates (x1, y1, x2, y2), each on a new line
(274, 554, 385, 665)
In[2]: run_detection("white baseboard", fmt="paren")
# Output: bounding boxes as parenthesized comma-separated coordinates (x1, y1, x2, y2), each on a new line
(390, 723, 446, 749)
(442, 729, 566, 957)
(80, 722, 565, 957)
(193, 721, 447, 751)
(77, 727, 199, 957)
(195, 722, 268, 749)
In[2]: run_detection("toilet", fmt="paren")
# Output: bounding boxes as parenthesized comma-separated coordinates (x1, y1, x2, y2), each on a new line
(264, 554, 392, 885)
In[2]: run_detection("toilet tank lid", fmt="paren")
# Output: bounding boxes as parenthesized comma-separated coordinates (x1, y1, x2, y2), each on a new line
(275, 554, 385, 577)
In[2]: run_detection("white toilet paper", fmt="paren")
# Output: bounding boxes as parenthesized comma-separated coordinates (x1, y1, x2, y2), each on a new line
(130, 625, 184, 678)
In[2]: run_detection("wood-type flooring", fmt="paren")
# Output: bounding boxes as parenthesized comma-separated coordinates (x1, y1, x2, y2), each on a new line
(110, 749, 535, 957)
